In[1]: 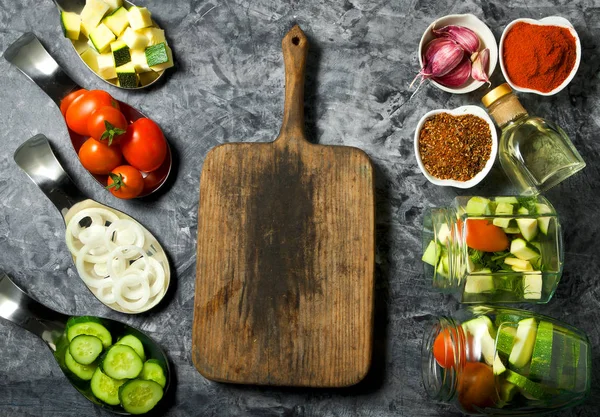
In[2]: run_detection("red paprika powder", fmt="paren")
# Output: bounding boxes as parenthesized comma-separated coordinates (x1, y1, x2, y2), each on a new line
(502, 22, 577, 93)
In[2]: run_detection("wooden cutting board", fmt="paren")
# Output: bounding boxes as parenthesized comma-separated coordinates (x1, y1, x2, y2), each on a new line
(192, 25, 375, 387)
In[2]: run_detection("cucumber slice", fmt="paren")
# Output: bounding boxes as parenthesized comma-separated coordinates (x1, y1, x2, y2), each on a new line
(69, 334, 104, 365)
(529, 321, 553, 380)
(116, 335, 146, 362)
(67, 317, 112, 348)
(496, 325, 517, 356)
(421, 240, 440, 266)
(140, 359, 166, 388)
(91, 367, 126, 406)
(65, 349, 97, 380)
(465, 197, 490, 215)
(101, 344, 143, 379)
(462, 316, 496, 365)
(510, 238, 540, 261)
(119, 379, 163, 414)
(508, 318, 538, 368)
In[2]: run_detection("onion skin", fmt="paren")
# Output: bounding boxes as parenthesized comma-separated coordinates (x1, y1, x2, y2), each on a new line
(433, 56, 472, 87)
(433, 25, 480, 55)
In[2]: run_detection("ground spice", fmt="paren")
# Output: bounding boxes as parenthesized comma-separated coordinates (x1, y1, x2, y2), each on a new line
(503, 22, 576, 93)
(418, 113, 492, 181)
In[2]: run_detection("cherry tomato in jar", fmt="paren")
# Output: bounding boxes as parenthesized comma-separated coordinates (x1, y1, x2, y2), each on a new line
(433, 327, 466, 369)
(87, 106, 128, 145)
(106, 165, 144, 199)
(78, 138, 122, 175)
(59, 89, 87, 117)
(457, 362, 497, 412)
(66, 90, 119, 136)
(120, 118, 167, 172)
(465, 219, 509, 252)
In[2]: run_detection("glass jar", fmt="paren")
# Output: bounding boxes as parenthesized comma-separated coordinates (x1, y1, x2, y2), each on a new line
(422, 306, 591, 415)
(482, 84, 586, 196)
(422, 195, 563, 303)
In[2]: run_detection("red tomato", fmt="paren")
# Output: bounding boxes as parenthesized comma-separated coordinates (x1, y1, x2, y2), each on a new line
(457, 362, 497, 412)
(66, 90, 119, 136)
(87, 106, 128, 145)
(107, 165, 144, 199)
(78, 138, 122, 175)
(60, 89, 87, 116)
(433, 327, 466, 368)
(465, 219, 509, 252)
(120, 118, 167, 172)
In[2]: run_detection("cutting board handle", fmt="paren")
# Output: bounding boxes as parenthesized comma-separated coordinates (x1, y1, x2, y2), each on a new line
(276, 25, 308, 146)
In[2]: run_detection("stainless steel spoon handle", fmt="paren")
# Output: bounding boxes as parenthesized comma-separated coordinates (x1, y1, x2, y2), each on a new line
(14, 134, 85, 218)
(3, 32, 80, 105)
(0, 273, 68, 351)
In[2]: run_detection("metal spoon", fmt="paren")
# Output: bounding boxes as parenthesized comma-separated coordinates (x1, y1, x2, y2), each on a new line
(52, 0, 167, 90)
(3, 32, 172, 198)
(14, 134, 171, 314)
(0, 272, 170, 415)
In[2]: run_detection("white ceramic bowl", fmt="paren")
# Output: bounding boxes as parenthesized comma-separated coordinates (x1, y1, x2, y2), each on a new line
(414, 105, 498, 188)
(418, 14, 498, 94)
(499, 16, 581, 96)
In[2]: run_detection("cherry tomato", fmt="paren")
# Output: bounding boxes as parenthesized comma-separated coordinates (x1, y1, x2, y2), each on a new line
(120, 118, 167, 172)
(107, 165, 144, 199)
(457, 362, 497, 412)
(465, 219, 509, 252)
(66, 90, 119, 136)
(87, 106, 128, 145)
(60, 89, 87, 117)
(78, 138, 122, 175)
(433, 327, 466, 368)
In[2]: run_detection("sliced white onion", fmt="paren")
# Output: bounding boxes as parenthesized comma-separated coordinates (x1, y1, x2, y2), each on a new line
(78, 225, 107, 245)
(105, 219, 145, 251)
(130, 257, 165, 297)
(76, 246, 113, 289)
(106, 245, 149, 278)
(94, 279, 116, 304)
(66, 208, 119, 255)
(114, 274, 150, 311)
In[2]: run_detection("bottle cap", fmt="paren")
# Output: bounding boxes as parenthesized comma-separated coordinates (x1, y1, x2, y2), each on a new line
(481, 83, 513, 108)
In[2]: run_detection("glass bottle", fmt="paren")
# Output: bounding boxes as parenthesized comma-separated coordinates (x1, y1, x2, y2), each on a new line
(482, 84, 586, 196)
(422, 195, 563, 303)
(422, 306, 591, 415)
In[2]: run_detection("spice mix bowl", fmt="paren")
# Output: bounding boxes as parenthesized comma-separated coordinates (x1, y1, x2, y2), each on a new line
(499, 16, 581, 96)
(419, 14, 498, 94)
(414, 105, 498, 188)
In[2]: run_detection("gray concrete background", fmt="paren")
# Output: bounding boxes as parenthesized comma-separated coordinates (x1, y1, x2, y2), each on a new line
(0, 0, 599, 416)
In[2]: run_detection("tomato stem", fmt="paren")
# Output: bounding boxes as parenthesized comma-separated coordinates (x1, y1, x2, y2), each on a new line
(100, 121, 126, 146)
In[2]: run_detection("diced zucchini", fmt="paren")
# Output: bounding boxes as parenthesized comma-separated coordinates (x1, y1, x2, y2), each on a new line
(421, 240, 440, 267)
(101, 344, 144, 379)
(516, 218, 538, 242)
(493, 217, 512, 228)
(139, 70, 161, 86)
(503, 226, 521, 234)
(80, 47, 100, 71)
(73, 38, 89, 55)
(103, 6, 130, 37)
(116, 335, 146, 362)
(150, 43, 173, 71)
(517, 207, 529, 215)
(110, 39, 131, 67)
(89, 23, 116, 53)
(91, 367, 126, 406)
(140, 359, 167, 388)
(139, 27, 166, 45)
(116, 62, 138, 88)
(65, 349, 97, 380)
(145, 42, 169, 66)
(523, 272, 542, 299)
(495, 202, 514, 215)
(69, 334, 104, 365)
(121, 26, 149, 50)
(119, 379, 164, 414)
(436, 223, 451, 244)
(505, 370, 551, 400)
(508, 317, 538, 368)
(97, 52, 117, 79)
(127, 6, 153, 30)
(436, 254, 449, 278)
(465, 197, 490, 216)
(510, 238, 540, 261)
(80, 0, 110, 37)
(464, 270, 494, 294)
(496, 325, 517, 356)
(493, 354, 507, 375)
(504, 257, 531, 270)
(102, 0, 122, 13)
(66, 316, 112, 348)
(495, 196, 519, 205)
(131, 49, 151, 73)
(536, 203, 552, 235)
(60, 11, 81, 40)
(462, 316, 496, 365)
(499, 381, 518, 403)
(529, 321, 553, 380)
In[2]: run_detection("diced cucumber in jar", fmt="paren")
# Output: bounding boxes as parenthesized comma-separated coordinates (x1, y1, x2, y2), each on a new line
(119, 379, 164, 414)
(65, 349, 97, 380)
(140, 359, 167, 388)
(69, 334, 104, 365)
(510, 238, 540, 261)
(508, 318, 538, 368)
(91, 367, 126, 406)
(529, 321, 553, 380)
(523, 272, 542, 299)
(503, 226, 521, 234)
(462, 316, 496, 365)
(465, 197, 491, 216)
(436, 254, 449, 278)
(421, 240, 440, 266)
(516, 218, 538, 241)
(116, 334, 146, 362)
(504, 257, 532, 271)
(67, 317, 112, 348)
(101, 344, 144, 379)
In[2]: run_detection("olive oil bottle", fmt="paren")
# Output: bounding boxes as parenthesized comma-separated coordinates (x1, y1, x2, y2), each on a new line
(482, 84, 586, 195)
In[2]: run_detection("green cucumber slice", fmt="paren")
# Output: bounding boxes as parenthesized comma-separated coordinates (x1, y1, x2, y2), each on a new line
(69, 334, 104, 365)
(65, 349, 97, 380)
(140, 359, 167, 388)
(91, 367, 126, 406)
(516, 218, 538, 242)
(67, 317, 112, 348)
(508, 318, 537, 368)
(116, 335, 146, 362)
(119, 379, 164, 414)
(529, 321, 553, 380)
(101, 344, 143, 379)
